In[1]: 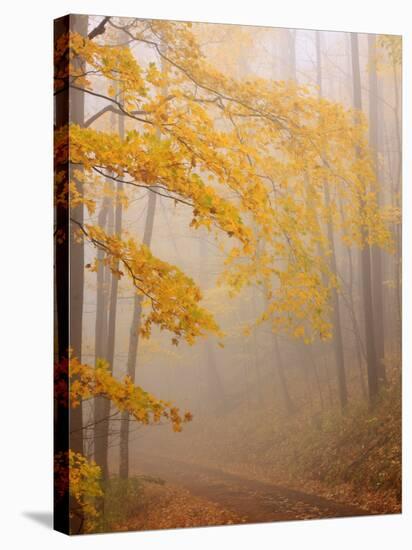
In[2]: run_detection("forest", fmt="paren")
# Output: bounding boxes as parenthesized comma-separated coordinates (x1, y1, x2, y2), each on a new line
(54, 15, 402, 534)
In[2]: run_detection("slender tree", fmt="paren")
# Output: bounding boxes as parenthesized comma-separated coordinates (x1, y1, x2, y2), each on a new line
(99, 114, 125, 478)
(119, 190, 157, 479)
(368, 34, 386, 384)
(93, 198, 110, 478)
(350, 33, 379, 403)
(316, 31, 348, 410)
(273, 335, 295, 414)
(198, 236, 227, 412)
(390, 42, 402, 348)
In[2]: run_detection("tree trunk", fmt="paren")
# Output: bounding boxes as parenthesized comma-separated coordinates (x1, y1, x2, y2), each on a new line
(205, 339, 226, 411)
(350, 33, 379, 403)
(97, 98, 125, 481)
(316, 31, 348, 410)
(93, 199, 110, 478)
(282, 29, 296, 81)
(273, 336, 295, 414)
(288, 29, 297, 82)
(308, 348, 324, 410)
(54, 14, 88, 535)
(68, 13, 88, 457)
(337, 196, 368, 398)
(54, 14, 70, 535)
(392, 59, 402, 351)
(119, 191, 157, 479)
(198, 231, 227, 413)
(251, 289, 264, 405)
(368, 34, 386, 384)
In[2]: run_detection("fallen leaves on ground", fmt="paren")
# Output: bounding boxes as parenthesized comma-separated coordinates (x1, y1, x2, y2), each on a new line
(111, 482, 245, 532)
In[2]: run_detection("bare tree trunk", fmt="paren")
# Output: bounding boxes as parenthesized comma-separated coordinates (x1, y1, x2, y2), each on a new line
(93, 199, 110, 478)
(251, 289, 264, 405)
(119, 43, 171, 477)
(287, 29, 297, 81)
(198, 236, 227, 412)
(119, 191, 157, 479)
(308, 348, 324, 410)
(323, 356, 334, 406)
(368, 34, 386, 384)
(205, 340, 226, 410)
(316, 31, 348, 410)
(277, 28, 297, 82)
(98, 98, 125, 481)
(273, 336, 295, 415)
(350, 33, 379, 403)
(337, 196, 368, 398)
(392, 59, 402, 351)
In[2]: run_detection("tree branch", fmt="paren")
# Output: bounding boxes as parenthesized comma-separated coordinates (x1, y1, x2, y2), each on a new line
(88, 16, 111, 41)
(92, 166, 194, 207)
(70, 85, 151, 125)
(84, 105, 122, 127)
(70, 217, 159, 308)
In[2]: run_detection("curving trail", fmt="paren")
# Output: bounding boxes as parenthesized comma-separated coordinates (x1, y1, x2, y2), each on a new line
(132, 453, 371, 524)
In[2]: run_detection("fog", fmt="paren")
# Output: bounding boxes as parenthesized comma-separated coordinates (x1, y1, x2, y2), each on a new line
(55, 15, 402, 532)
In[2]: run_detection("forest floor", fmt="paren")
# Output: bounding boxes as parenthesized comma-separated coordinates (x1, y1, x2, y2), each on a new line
(124, 453, 370, 529)
(108, 371, 400, 532)
(111, 474, 244, 532)
(157, 370, 401, 517)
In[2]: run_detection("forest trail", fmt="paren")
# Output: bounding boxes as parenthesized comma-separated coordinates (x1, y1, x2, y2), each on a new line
(132, 454, 370, 523)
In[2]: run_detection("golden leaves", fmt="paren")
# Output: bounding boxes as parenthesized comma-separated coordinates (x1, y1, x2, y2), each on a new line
(54, 450, 103, 533)
(82, 223, 221, 344)
(69, 31, 147, 106)
(65, 21, 393, 344)
(69, 357, 193, 432)
(69, 124, 252, 249)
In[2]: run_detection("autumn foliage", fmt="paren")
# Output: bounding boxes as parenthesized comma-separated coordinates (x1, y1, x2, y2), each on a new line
(54, 15, 401, 533)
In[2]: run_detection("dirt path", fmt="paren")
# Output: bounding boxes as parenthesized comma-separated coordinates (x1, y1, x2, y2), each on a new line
(132, 454, 370, 523)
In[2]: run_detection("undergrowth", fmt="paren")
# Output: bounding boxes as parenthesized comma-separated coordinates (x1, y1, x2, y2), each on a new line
(96, 475, 165, 532)
(181, 367, 401, 512)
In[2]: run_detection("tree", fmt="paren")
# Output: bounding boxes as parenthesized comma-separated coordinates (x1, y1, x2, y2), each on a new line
(368, 34, 386, 384)
(54, 13, 89, 534)
(93, 197, 110, 479)
(69, 16, 89, 456)
(54, 355, 192, 532)
(350, 32, 379, 403)
(62, 19, 390, 350)
(273, 334, 295, 414)
(119, 190, 157, 479)
(316, 30, 348, 410)
(54, 15, 71, 535)
(54, 20, 395, 531)
(378, 34, 402, 350)
(198, 235, 227, 413)
(100, 107, 125, 480)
